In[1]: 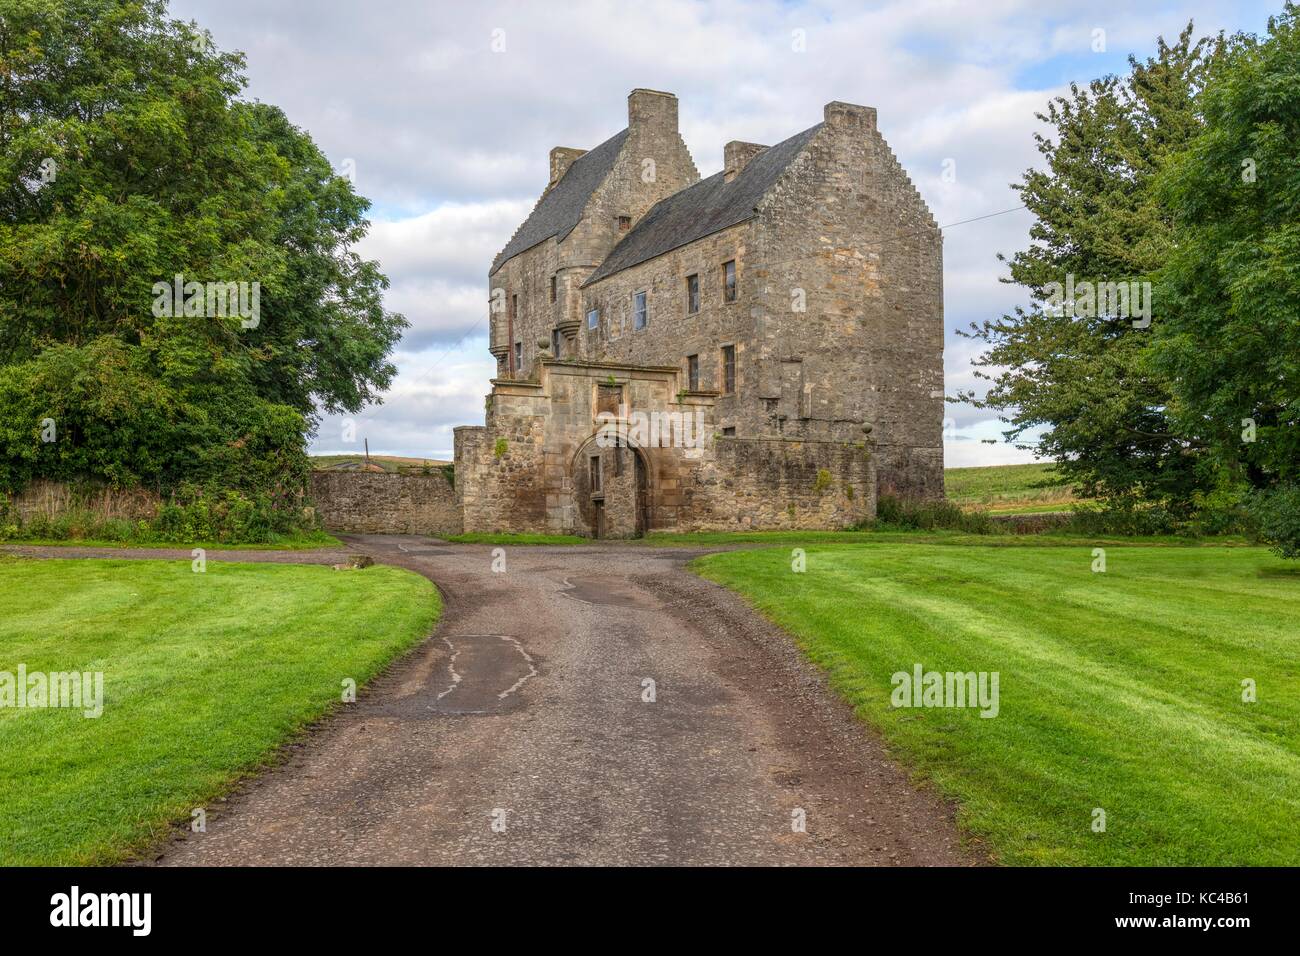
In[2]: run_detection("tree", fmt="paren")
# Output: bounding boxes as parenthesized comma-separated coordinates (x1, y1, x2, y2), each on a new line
(0, 0, 404, 502)
(1155, 4, 1300, 554)
(957, 24, 1222, 510)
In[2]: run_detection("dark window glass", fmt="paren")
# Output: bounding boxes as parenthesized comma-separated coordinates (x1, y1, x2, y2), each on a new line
(686, 274, 699, 314)
(721, 344, 736, 394)
(687, 355, 699, 391)
(723, 260, 737, 302)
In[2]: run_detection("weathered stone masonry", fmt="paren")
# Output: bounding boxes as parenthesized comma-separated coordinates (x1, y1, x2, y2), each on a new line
(445, 88, 940, 538)
(311, 471, 461, 537)
(454, 359, 874, 536)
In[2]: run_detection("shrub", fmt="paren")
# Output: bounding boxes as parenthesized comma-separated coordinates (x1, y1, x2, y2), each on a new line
(1245, 484, 1300, 558)
(1062, 491, 1252, 538)
(0, 482, 321, 545)
(1062, 500, 1180, 537)
(871, 495, 994, 533)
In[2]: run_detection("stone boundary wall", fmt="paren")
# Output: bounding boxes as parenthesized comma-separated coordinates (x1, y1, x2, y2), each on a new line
(677, 437, 875, 532)
(310, 471, 462, 537)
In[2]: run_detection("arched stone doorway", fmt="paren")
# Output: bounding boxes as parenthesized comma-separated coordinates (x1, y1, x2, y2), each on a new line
(571, 435, 650, 539)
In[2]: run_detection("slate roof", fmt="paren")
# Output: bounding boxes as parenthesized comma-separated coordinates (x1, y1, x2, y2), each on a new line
(490, 128, 629, 274)
(583, 122, 823, 286)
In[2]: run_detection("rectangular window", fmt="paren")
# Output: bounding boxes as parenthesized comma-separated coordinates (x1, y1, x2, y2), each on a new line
(686, 274, 699, 314)
(721, 427, 736, 437)
(633, 291, 648, 330)
(550, 275, 557, 302)
(687, 354, 699, 391)
(721, 344, 736, 394)
(617, 215, 631, 231)
(513, 341, 522, 372)
(587, 307, 599, 330)
(590, 455, 602, 493)
(596, 383, 622, 416)
(722, 260, 737, 302)
(551, 329, 562, 359)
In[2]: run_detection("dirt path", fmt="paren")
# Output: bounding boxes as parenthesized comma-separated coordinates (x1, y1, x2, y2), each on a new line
(5, 535, 980, 866)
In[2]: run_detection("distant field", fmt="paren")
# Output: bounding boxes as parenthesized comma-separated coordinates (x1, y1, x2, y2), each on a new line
(945, 463, 1076, 514)
(311, 454, 450, 473)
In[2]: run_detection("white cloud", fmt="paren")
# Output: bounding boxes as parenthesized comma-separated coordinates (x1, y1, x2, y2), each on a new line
(315, 347, 495, 460)
(356, 200, 529, 348)
(165, 0, 1274, 465)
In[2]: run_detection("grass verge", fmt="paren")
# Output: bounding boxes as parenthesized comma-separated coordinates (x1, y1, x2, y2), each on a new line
(693, 542, 1300, 865)
(1, 533, 342, 550)
(0, 557, 438, 865)
(445, 532, 589, 546)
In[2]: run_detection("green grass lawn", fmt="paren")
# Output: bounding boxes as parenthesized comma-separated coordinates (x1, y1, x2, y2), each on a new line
(447, 530, 896, 547)
(693, 541, 1300, 865)
(444, 531, 590, 546)
(444, 528, 1250, 549)
(945, 462, 1076, 514)
(0, 557, 439, 866)
(1, 532, 342, 550)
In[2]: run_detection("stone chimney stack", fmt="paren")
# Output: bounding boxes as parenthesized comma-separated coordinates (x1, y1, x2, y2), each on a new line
(627, 88, 679, 133)
(823, 100, 877, 131)
(724, 141, 767, 182)
(549, 147, 587, 188)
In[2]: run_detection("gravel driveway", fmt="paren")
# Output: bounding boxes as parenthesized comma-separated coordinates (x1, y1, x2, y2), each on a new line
(6, 535, 980, 866)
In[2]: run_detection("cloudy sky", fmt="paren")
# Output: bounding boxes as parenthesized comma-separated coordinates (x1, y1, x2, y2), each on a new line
(171, 0, 1278, 466)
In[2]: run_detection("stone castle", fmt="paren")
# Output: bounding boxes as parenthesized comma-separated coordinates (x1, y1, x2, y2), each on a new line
(448, 89, 943, 538)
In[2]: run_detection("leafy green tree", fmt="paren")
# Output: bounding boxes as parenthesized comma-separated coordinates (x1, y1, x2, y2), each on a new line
(958, 25, 1222, 509)
(1155, 5, 1300, 554)
(0, 0, 403, 501)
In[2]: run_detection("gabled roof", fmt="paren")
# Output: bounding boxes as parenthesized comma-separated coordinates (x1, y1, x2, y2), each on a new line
(491, 128, 629, 274)
(583, 122, 823, 286)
